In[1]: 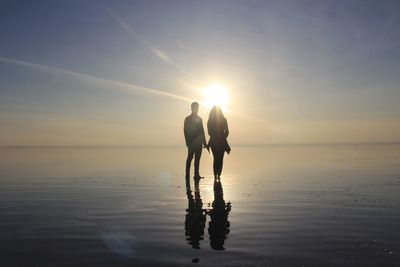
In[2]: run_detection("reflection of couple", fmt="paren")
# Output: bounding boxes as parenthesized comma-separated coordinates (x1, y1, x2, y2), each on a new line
(184, 176, 206, 249)
(184, 102, 230, 180)
(184, 101, 232, 250)
(185, 175, 231, 250)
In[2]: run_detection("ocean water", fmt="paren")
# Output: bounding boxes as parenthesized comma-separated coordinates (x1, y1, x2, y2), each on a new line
(0, 144, 399, 266)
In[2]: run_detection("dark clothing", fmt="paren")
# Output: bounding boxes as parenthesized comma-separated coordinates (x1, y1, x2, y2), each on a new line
(184, 114, 206, 177)
(211, 147, 224, 177)
(207, 117, 230, 154)
(207, 117, 230, 176)
(184, 114, 206, 150)
(186, 146, 202, 177)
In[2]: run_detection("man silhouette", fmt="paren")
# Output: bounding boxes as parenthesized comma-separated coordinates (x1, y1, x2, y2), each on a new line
(184, 102, 207, 179)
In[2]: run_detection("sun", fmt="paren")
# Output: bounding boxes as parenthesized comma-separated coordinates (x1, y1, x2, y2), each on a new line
(202, 82, 229, 110)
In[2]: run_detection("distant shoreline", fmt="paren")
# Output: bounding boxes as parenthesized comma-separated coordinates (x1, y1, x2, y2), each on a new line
(2, 142, 400, 149)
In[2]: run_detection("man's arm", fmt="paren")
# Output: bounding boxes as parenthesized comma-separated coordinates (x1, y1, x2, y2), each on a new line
(200, 118, 207, 147)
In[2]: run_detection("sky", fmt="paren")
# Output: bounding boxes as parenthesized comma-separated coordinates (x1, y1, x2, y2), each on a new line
(1, 0, 400, 146)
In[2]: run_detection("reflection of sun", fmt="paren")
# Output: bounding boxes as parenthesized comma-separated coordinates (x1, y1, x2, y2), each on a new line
(202, 82, 229, 110)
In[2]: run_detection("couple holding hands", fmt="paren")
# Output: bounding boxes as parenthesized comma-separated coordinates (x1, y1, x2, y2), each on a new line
(184, 102, 231, 181)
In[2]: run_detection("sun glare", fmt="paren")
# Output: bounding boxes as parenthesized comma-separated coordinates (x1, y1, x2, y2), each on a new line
(202, 82, 229, 110)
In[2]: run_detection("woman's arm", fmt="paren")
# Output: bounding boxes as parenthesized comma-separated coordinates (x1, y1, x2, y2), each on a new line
(224, 118, 229, 138)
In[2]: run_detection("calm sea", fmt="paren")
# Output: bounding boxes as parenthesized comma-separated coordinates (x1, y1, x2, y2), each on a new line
(0, 144, 399, 266)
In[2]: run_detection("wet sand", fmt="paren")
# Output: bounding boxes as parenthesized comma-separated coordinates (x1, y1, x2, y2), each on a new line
(0, 144, 399, 266)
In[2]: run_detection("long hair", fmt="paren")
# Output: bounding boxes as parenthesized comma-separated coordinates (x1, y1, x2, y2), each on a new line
(208, 106, 225, 122)
(208, 106, 225, 137)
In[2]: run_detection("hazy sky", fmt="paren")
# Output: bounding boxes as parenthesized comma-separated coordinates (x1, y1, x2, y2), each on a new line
(1, 0, 400, 146)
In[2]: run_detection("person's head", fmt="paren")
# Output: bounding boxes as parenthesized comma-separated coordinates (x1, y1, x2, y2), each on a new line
(191, 101, 199, 115)
(209, 106, 224, 120)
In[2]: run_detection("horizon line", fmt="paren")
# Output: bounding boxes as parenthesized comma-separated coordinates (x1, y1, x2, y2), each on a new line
(2, 141, 400, 149)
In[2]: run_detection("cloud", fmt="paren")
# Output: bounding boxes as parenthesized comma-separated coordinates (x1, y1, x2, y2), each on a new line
(104, 8, 171, 63)
(104, 8, 196, 79)
(0, 56, 269, 125)
(0, 56, 193, 102)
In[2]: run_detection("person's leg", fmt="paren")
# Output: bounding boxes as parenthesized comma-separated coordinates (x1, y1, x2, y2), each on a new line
(214, 149, 224, 178)
(211, 148, 218, 179)
(215, 150, 221, 177)
(185, 173, 191, 193)
(186, 148, 194, 178)
(218, 151, 225, 177)
(194, 147, 203, 178)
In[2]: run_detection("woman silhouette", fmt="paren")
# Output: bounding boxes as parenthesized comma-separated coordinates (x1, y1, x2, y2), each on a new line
(207, 106, 231, 180)
(207, 179, 231, 250)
